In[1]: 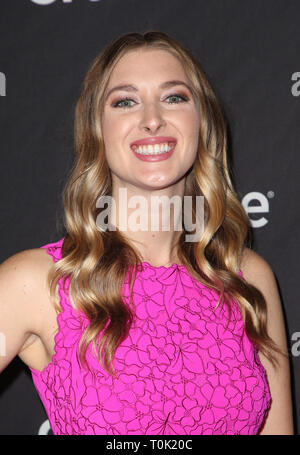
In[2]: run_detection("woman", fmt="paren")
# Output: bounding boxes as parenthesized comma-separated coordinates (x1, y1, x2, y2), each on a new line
(0, 31, 293, 435)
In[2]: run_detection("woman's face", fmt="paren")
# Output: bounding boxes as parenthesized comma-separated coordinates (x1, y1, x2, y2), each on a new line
(101, 48, 200, 193)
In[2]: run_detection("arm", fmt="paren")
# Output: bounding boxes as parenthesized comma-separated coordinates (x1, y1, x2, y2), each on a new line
(240, 248, 294, 435)
(0, 249, 43, 374)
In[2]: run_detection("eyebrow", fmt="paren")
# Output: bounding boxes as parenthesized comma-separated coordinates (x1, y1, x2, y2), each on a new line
(104, 80, 194, 101)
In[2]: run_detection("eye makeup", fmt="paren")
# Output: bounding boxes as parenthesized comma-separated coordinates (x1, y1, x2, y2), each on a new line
(111, 92, 190, 109)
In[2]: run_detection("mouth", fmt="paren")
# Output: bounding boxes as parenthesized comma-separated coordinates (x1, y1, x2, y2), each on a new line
(130, 141, 177, 156)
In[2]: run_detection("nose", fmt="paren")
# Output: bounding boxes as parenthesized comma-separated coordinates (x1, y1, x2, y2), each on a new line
(139, 102, 166, 133)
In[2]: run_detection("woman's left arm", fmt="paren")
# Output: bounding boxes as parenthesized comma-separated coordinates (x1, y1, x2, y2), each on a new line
(241, 248, 294, 435)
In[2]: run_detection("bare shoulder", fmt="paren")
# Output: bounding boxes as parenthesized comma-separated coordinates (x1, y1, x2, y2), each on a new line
(239, 250, 294, 434)
(0, 247, 54, 332)
(1, 246, 53, 269)
(0, 247, 54, 293)
(240, 247, 275, 288)
(239, 247, 284, 342)
(0, 246, 56, 372)
(239, 246, 287, 354)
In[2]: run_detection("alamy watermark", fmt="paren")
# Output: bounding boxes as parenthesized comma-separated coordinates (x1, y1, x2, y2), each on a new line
(0, 72, 6, 97)
(96, 188, 204, 242)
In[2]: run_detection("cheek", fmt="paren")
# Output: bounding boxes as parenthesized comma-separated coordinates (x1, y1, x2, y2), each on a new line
(102, 112, 131, 146)
(189, 108, 200, 130)
(183, 113, 200, 165)
(189, 115, 200, 149)
(102, 120, 129, 172)
(102, 120, 122, 156)
(178, 108, 200, 134)
(183, 113, 200, 145)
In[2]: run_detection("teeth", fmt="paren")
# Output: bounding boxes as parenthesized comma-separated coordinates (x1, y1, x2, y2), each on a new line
(132, 142, 175, 155)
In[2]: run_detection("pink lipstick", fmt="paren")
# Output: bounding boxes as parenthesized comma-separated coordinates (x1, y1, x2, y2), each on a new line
(130, 136, 177, 162)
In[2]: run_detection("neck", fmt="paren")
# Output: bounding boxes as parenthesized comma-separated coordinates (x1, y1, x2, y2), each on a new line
(107, 179, 186, 266)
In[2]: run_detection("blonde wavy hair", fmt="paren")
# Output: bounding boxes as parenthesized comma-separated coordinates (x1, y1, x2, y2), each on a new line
(49, 31, 287, 376)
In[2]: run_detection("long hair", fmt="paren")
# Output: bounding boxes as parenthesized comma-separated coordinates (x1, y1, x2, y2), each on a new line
(48, 31, 288, 376)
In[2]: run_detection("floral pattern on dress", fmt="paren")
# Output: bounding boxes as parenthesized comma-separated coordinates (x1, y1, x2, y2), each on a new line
(29, 238, 271, 435)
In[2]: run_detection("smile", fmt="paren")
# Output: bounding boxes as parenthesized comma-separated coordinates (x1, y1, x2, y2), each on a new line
(131, 142, 176, 155)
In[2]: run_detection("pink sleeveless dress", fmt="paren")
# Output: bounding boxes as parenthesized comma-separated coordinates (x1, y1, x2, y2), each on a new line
(29, 238, 271, 435)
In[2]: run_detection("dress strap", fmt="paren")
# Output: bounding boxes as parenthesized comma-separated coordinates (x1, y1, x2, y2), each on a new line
(40, 237, 71, 312)
(238, 268, 244, 279)
(40, 237, 64, 263)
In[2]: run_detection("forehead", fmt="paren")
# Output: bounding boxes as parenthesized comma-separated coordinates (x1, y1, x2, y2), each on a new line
(108, 48, 188, 84)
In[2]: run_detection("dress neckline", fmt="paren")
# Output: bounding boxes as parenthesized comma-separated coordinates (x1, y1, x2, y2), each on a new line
(140, 261, 186, 271)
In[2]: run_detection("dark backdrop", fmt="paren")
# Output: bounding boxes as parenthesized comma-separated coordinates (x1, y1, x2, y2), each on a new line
(0, 0, 299, 435)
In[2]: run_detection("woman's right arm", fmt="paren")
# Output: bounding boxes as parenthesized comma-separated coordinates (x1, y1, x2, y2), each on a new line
(0, 249, 43, 373)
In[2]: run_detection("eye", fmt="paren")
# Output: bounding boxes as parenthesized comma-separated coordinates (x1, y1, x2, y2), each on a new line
(112, 97, 136, 109)
(111, 93, 189, 109)
(166, 93, 189, 104)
